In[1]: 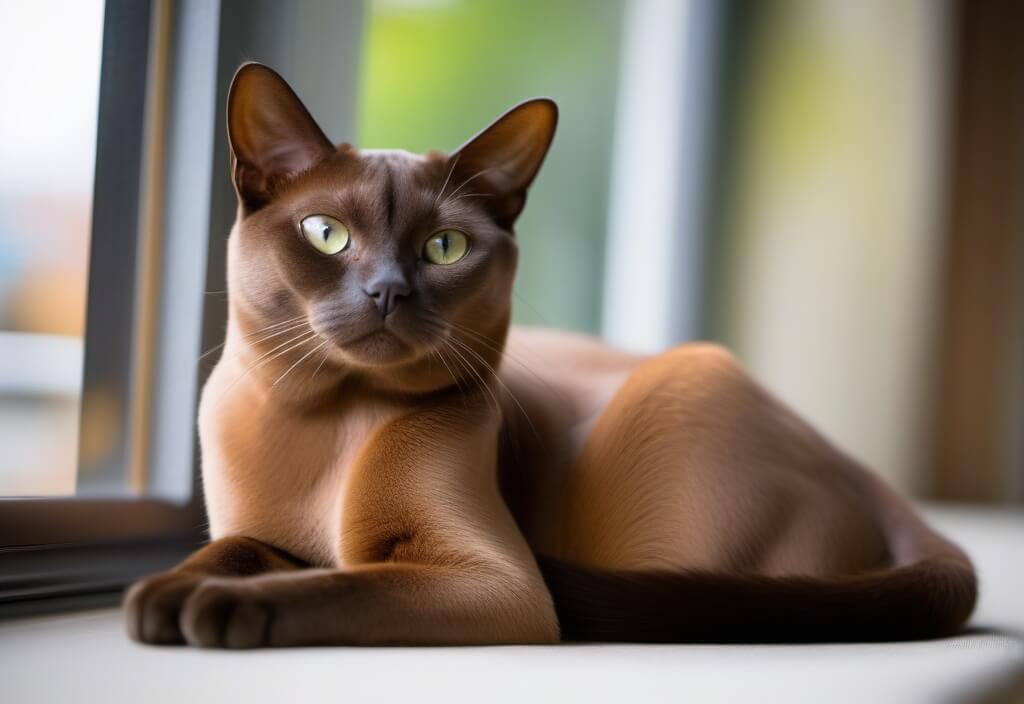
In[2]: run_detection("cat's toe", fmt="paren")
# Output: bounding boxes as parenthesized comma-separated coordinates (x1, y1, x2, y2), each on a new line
(223, 599, 272, 649)
(180, 579, 271, 649)
(123, 572, 201, 645)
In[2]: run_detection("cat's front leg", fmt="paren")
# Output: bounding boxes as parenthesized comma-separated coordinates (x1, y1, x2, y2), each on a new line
(124, 536, 304, 645)
(178, 562, 559, 648)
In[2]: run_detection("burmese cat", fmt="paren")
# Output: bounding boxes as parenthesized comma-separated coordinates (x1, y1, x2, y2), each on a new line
(124, 63, 976, 647)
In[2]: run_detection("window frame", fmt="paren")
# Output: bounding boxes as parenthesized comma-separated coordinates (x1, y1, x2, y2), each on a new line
(0, 0, 207, 613)
(601, 0, 723, 353)
(78, 0, 159, 496)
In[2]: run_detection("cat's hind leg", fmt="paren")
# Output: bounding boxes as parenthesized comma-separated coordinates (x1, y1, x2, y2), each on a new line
(553, 343, 888, 577)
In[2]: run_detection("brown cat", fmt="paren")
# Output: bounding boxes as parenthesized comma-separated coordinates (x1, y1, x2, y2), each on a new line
(124, 63, 976, 647)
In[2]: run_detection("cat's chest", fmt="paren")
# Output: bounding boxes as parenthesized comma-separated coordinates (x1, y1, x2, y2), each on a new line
(201, 398, 391, 567)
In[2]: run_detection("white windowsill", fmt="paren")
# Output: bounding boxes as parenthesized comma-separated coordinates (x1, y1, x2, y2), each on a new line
(2, 506, 1022, 703)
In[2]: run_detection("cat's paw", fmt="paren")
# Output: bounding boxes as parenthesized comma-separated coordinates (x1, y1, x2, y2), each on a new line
(180, 578, 273, 649)
(123, 571, 204, 645)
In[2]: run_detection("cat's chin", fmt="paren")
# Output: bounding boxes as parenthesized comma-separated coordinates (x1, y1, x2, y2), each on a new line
(333, 328, 421, 368)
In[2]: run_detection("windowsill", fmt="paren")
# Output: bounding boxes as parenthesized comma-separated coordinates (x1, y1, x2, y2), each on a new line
(2, 506, 1022, 703)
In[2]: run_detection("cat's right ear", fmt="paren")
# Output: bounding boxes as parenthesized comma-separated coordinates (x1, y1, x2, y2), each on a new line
(449, 98, 558, 231)
(227, 63, 334, 210)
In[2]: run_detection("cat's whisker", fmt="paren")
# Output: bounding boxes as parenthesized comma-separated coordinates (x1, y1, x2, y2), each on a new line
(438, 325, 531, 416)
(459, 334, 541, 383)
(244, 315, 308, 338)
(198, 318, 309, 362)
(439, 166, 493, 210)
(222, 330, 319, 395)
(446, 334, 541, 441)
(232, 316, 308, 351)
(420, 318, 491, 401)
(423, 331, 468, 397)
(438, 317, 571, 408)
(273, 338, 330, 388)
(238, 313, 305, 335)
(430, 348, 467, 403)
(441, 346, 472, 400)
(421, 307, 555, 403)
(432, 152, 461, 210)
(446, 192, 494, 207)
(309, 348, 332, 383)
(442, 339, 501, 416)
(244, 330, 318, 373)
(439, 342, 484, 410)
(512, 290, 553, 327)
(247, 320, 311, 346)
(417, 320, 472, 397)
(198, 341, 227, 362)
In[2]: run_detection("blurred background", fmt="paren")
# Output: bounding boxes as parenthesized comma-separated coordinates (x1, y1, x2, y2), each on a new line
(0, 0, 1020, 505)
(0, 0, 103, 494)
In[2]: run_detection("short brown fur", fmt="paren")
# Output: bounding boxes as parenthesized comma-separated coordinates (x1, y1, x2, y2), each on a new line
(124, 64, 976, 647)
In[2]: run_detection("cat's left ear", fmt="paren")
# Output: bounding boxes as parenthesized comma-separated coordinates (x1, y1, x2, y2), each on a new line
(448, 98, 558, 230)
(227, 62, 334, 210)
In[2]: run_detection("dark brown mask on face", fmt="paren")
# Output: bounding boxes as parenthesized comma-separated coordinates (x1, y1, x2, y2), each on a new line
(224, 63, 557, 394)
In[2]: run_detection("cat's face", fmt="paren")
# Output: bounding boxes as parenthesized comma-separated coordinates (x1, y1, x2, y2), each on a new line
(224, 64, 556, 395)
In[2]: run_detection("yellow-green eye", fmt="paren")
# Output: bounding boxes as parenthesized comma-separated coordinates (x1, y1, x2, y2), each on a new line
(301, 215, 350, 255)
(423, 230, 469, 265)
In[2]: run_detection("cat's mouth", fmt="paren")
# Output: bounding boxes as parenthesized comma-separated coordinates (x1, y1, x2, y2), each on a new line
(337, 326, 405, 355)
(329, 322, 430, 368)
(310, 305, 447, 370)
(341, 326, 396, 347)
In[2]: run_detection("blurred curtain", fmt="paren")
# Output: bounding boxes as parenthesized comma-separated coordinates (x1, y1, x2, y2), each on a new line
(930, 0, 1024, 503)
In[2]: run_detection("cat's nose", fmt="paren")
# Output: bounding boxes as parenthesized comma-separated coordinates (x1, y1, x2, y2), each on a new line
(363, 273, 412, 318)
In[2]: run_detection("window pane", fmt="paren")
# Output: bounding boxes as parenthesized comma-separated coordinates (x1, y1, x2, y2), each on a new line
(0, 0, 105, 495)
(358, 0, 624, 333)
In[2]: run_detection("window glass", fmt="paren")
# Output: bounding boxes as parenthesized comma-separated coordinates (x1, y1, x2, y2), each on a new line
(0, 0, 105, 495)
(358, 0, 624, 333)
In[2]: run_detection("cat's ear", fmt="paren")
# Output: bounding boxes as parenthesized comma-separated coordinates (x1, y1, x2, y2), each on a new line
(448, 98, 558, 230)
(227, 63, 334, 210)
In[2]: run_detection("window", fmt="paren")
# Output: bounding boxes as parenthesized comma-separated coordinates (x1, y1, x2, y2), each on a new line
(0, 0, 105, 496)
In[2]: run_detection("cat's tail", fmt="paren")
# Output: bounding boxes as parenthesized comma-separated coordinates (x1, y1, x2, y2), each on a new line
(537, 483, 977, 642)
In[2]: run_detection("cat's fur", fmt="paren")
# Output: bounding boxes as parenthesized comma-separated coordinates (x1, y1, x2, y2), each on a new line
(124, 63, 976, 647)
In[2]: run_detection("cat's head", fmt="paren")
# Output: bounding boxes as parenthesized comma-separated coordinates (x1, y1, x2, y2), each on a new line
(224, 63, 556, 395)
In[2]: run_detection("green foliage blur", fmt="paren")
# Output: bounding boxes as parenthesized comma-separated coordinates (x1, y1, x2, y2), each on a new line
(357, 0, 624, 333)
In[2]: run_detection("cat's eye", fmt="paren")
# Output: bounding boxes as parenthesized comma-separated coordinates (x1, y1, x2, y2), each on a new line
(423, 230, 469, 265)
(300, 215, 350, 255)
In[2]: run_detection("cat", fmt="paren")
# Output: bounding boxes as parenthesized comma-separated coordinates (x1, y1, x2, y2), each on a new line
(124, 62, 976, 647)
